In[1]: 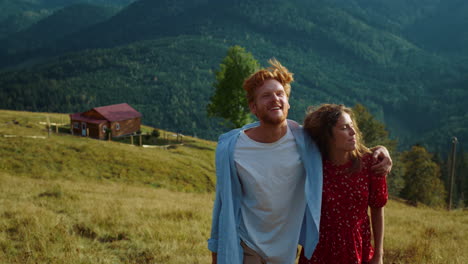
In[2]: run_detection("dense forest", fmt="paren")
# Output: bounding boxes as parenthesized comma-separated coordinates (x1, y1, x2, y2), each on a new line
(0, 0, 135, 38)
(1, 0, 467, 153)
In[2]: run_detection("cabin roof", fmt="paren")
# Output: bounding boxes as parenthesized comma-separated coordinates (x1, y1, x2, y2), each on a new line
(93, 103, 142, 122)
(70, 103, 142, 123)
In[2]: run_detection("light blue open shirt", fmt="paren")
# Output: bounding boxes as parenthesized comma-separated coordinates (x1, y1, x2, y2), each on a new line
(208, 120, 323, 263)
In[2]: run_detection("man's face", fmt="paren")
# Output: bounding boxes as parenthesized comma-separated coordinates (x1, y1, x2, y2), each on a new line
(249, 79, 290, 125)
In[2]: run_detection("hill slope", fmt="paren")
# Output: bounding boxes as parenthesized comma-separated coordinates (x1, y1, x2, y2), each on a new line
(0, 109, 216, 192)
(0, 111, 467, 263)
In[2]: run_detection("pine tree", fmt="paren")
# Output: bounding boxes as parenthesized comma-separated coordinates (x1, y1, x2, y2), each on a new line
(352, 103, 396, 150)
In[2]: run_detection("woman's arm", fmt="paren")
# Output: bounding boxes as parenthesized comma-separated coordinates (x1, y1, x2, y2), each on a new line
(370, 207, 384, 264)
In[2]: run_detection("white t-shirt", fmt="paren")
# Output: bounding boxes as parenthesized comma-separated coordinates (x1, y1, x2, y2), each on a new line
(234, 126, 306, 264)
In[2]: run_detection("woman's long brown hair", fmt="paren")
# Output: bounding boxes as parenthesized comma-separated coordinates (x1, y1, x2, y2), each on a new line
(303, 104, 370, 172)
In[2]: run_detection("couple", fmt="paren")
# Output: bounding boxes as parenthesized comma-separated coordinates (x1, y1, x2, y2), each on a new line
(208, 59, 390, 264)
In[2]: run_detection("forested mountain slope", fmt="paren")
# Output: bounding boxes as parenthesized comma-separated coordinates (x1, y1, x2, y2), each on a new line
(0, 0, 135, 38)
(0, 4, 120, 59)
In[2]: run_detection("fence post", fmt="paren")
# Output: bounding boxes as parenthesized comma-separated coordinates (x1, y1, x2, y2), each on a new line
(46, 115, 51, 138)
(448, 136, 458, 211)
(130, 135, 133, 145)
(139, 134, 142, 146)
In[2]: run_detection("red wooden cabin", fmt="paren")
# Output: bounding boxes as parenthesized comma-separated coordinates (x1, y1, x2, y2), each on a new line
(70, 103, 142, 139)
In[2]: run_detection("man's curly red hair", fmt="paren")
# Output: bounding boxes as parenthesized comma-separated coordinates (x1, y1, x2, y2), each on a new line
(243, 59, 294, 103)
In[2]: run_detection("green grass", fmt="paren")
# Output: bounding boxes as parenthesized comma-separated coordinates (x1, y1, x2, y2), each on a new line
(0, 110, 216, 193)
(0, 110, 467, 263)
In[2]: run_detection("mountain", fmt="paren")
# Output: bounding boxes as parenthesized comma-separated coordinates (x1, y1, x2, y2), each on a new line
(6, 0, 441, 65)
(0, 9, 51, 39)
(0, 0, 135, 18)
(0, 0, 467, 152)
(338, 0, 468, 56)
(0, 3, 120, 59)
(0, 0, 135, 38)
(327, 0, 443, 30)
(403, 0, 468, 55)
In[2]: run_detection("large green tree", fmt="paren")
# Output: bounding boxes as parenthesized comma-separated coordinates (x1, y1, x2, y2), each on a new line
(400, 145, 447, 207)
(207, 45, 259, 128)
(352, 103, 396, 150)
(352, 103, 404, 196)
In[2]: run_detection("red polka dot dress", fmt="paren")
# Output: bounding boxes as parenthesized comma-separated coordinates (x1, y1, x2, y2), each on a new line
(299, 153, 388, 264)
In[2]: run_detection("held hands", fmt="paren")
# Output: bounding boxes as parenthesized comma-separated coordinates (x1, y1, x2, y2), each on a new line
(371, 146, 392, 176)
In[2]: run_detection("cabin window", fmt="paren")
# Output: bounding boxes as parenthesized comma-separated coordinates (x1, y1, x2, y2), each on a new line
(102, 125, 107, 133)
(73, 122, 79, 129)
(116, 123, 120, 131)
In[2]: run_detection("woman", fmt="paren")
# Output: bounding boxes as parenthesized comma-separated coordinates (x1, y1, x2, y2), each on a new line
(299, 104, 388, 264)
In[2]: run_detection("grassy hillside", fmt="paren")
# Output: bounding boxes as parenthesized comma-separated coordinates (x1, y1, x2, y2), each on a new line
(0, 171, 214, 264)
(0, 109, 216, 263)
(1, 110, 467, 263)
(0, 110, 216, 192)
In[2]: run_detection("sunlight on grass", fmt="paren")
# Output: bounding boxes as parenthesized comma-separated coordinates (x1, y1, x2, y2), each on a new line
(0, 110, 467, 263)
(0, 173, 213, 264)
(0, 110, 216, 192)
(384, 199, 468, 263)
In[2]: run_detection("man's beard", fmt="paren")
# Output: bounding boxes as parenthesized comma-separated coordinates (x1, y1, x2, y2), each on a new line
(257, 110, 287, 125)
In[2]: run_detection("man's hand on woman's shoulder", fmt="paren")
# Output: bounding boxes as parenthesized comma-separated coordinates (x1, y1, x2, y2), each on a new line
(370, 146, 392, 176)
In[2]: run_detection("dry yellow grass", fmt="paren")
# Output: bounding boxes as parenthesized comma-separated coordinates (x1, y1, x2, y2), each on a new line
(1, 171, 467, 264)
(384, 198, 468, 264)
(1, 109, 467, 263)
(0, 172, 213, 264)
(0, 109, 217, 263)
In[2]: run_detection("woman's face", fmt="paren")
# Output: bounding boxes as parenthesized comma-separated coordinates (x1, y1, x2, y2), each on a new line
(330, 112, 356, 153)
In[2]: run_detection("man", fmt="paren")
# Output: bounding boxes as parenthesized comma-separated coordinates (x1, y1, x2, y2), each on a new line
(208, 59, 392, 264)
